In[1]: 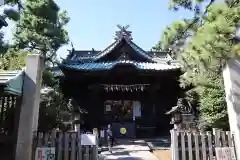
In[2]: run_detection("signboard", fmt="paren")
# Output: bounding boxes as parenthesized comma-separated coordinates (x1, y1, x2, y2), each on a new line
(81, 134, 96, 145)
(35, 147, 55, 160)
(133, 101, 141, 118)
(215, 147, 236, 160)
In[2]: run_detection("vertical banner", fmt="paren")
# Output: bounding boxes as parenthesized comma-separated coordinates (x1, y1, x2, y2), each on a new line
(132, 101, 141, 119)
(215, 147, 236, 160)
(35, 147, 55, 160)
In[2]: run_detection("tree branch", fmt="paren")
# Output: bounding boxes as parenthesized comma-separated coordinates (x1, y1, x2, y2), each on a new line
(171, 0, 215, 46)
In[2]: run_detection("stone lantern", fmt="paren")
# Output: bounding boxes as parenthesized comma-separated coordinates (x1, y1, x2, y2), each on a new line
(63, 99, 88, 132)
(166, 106, 182, 129)
(166, 98, 197, 130)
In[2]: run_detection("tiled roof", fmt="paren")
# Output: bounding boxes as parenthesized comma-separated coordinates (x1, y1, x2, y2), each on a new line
(59, 60, 181, 72)
(91, 37, 155, 61)
(71, 50, 170, 60)
(125, 39, 154, 60)
(0, 70, 24, 95)
(67, 37, 171, 63)
(93, 38, 122, 60)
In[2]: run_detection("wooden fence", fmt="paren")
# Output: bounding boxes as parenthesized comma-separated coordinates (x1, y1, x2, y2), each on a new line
(171, 129, 237, 160)
(32, 131, 98, 160)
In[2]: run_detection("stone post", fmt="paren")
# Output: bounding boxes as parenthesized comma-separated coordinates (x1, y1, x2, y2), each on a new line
(223, 58, 240, 160)
(15, 54, 44, 160)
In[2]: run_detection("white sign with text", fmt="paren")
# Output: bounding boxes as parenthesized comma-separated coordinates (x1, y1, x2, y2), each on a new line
(35, 147, 55, 160)
(81, 134, 97, 145)
(215, 147, 236, 160)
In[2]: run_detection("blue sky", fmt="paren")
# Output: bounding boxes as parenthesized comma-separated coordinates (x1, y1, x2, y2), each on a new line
(2, 0, 192, 58)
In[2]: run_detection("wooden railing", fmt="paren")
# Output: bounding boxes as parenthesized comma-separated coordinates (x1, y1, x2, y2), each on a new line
(32, 131, 98, 160)
(171, 129, 237, 160)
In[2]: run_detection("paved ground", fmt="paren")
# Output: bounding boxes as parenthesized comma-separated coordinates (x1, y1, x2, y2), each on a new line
(100, 150, 159, 160)
(153, 149, 171, 160)
(99, 140, 159, 160)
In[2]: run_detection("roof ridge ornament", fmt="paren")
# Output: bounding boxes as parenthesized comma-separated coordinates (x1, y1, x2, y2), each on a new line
(115, 24, 133, 41)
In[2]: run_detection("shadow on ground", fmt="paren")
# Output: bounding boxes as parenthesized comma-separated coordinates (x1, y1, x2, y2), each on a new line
(100, 150, 150, 160)
(114, 140, 148, 146)
(103, 151, 130, 156)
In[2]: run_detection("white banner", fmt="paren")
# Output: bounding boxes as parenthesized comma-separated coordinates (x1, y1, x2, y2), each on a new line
(35, 147, 55, 160)
(81, 134, 97, 145)
(133, 101, 141, 118)
(215, 147, 236, 160)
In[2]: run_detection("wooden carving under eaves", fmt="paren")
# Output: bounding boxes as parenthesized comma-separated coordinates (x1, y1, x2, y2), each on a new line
(118, 52, 130, 60)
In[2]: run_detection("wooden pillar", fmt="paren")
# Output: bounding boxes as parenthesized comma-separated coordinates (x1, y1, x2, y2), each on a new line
(15, 54, 44, 160)
(223, 58, 240, 160)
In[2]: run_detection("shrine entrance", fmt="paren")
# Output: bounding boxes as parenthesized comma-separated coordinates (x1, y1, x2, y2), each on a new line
(57, 25, 182, 138)
(104, 100, 134, 123)
(104, 100, 141, 138)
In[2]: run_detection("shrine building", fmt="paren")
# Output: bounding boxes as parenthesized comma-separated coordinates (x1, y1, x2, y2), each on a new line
(56, 26, 182, 138)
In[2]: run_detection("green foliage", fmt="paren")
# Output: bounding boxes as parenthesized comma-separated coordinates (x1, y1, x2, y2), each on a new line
(13, 0, 69, 63)
(153, 19, 199, 54)
(4, 8, 20, 21)
(168, 0, 202, 11)
(0, 0, 72, 132)
(0, 0, 21, 54)
(2, 0, 22, 21)
(11, 0, 71, 131)
(181, 2, 240, 130)
(168, 0, 212, 12)
(38, 86, 68, 132)
(155, 0, 240, 130)
(197, 74, 229, 130)
(0, 49, 29, 70)
(0, 32, 9, 55)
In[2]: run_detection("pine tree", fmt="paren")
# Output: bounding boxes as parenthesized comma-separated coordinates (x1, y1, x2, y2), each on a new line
(7, 0, 72, 131)
(13, 0, 69, 64)
(154, 0, 240, 130)
(0, 0, 21, 56)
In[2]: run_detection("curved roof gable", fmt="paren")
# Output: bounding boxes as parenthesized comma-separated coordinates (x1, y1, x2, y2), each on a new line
(67, 37, 158, 63)
(65, 25, 173, 63)
(93, 37, 155, 62)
